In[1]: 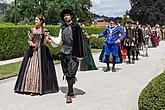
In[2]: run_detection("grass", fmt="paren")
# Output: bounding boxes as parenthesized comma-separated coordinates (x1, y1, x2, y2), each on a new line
(0, 62, 21, 80)
(0, 60, 61, 80)
(138, 71, 165, 110)
(0, 49, 98, 80)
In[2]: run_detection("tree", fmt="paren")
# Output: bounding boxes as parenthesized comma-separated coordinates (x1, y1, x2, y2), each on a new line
(129, 0, 165, 26)
(3, 0, 93, 25)
(0, 1, 7, 23)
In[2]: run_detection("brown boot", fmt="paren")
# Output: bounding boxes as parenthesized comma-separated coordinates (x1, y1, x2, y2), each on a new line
(66, 96, 72, 103)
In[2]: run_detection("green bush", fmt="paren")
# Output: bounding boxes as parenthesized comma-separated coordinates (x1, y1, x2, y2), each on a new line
(0, 25, 60, 60)
(83, 26, 105, 35)
(83, 26, 105, 49)
(0, 25, 105, 60)
(138, 71, 165, 110)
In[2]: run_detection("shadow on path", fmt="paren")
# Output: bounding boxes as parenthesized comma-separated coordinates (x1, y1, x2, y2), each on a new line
(60, 86, 86, 96)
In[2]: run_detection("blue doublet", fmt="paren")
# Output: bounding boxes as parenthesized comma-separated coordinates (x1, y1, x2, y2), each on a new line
(99, 25, 126, 56)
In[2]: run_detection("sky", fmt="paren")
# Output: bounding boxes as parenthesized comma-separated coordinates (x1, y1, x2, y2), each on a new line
(90, 0, 131, 17)
(5, 0, 131, 17)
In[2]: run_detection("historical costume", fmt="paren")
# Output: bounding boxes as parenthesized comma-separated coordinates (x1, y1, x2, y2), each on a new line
(14, 16, 59, 95)
(156, 25, 162, 41)
(99, 43, 123, 64)
(151, 28, 159, 47)
(124, 20, 137, 64)
(161, 26, 165, 40)
(50, 9, 85, 103)
(98, 17, 126, 72)
(135, 25, 144, 60)
(80, 30, 97, 71)
(142, 25, 150, 57)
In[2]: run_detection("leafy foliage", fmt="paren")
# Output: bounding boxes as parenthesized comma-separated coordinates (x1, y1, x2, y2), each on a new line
(0, 25, 60, 60)
(0, 25, 104, 60)
(3, 0, 92, 25)
(129, 0, 165, 26)
(138, 71, 165, 110)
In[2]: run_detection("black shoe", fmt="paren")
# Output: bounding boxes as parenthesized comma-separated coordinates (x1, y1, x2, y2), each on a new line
(136, 57, 139, 60)
(126, 61, 131, 64)
(104, 68, 110, 72)
(30, 93, 35, 96)
(146, 53, 149, 57)
(132, 60, 135, 64)
(112, 68, 116, 72)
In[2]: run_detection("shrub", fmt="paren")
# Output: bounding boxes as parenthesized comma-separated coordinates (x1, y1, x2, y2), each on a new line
(83, 26, 105, 49)
(138, 71, 165, 110)
(0, 25, 60, 60)
(0, 25, 105, 60)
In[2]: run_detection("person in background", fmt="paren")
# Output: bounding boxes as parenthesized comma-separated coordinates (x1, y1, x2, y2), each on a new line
(79, 27, 97, 71)
(98, 17, 126, 72)
(124, 20, 136, 64)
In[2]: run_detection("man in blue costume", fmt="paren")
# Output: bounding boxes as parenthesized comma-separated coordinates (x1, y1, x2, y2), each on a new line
(98, 17, 126, 72)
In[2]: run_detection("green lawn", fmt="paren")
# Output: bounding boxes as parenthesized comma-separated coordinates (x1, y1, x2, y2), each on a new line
(138, 71, 165, 110)
(0, 60, 61, 80)
(0, 49, 99, 80)
(0, 62, 21, 80)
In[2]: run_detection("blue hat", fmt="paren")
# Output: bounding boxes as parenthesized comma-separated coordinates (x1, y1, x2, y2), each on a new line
(108, 17, 117, 23)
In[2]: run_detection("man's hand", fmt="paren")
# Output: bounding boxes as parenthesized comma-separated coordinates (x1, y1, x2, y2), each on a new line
(91, 34, 99, 38)
(76, 58, 83, 62)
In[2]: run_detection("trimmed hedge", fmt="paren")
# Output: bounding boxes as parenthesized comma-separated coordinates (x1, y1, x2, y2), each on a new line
(0, 25, 105, 60)
(138, 71, 165, 110)
(0, 25, 60, 60)
(83, 26, 105, 48)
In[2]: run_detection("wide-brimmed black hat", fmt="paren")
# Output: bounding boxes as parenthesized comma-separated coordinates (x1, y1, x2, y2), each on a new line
(60, 9, 74, 21)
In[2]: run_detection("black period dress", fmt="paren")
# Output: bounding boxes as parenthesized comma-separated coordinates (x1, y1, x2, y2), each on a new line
(14, 29, 59, 95)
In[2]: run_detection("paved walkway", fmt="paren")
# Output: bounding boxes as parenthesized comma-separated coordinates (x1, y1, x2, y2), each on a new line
(0, 41, 165, 110)
(0, 57, 23, 65)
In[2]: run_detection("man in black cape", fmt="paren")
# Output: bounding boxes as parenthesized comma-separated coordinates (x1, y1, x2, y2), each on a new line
(50, 9, 85, 103)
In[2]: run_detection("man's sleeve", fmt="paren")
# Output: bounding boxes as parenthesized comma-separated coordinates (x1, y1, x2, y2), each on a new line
(118, 26, 126, 41)
(50, 29, 62, 47)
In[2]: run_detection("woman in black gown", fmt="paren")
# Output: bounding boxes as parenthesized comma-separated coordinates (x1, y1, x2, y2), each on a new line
(14, 15, 59, 95)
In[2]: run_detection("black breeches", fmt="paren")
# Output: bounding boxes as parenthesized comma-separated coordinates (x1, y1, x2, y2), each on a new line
(61, 53, 79, 96)
(61, 53, 79, 77)
(135, 44, 139, 58)
(126, 46, 135, 62)
(66, 76, 75, 96)
(105, 55, 116, 69)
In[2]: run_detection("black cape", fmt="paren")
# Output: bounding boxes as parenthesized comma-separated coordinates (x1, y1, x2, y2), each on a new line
(61, 22, 85, 58)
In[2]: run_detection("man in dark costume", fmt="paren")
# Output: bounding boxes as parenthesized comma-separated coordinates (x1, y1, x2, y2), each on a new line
(50, 9, 85, 103)
(124, 20, 137, 64)
(135, 24, 144, 60)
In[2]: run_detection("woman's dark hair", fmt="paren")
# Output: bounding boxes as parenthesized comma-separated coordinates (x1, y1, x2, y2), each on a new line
(36, 15, 45, 33)
(36, 15, 45, 25)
